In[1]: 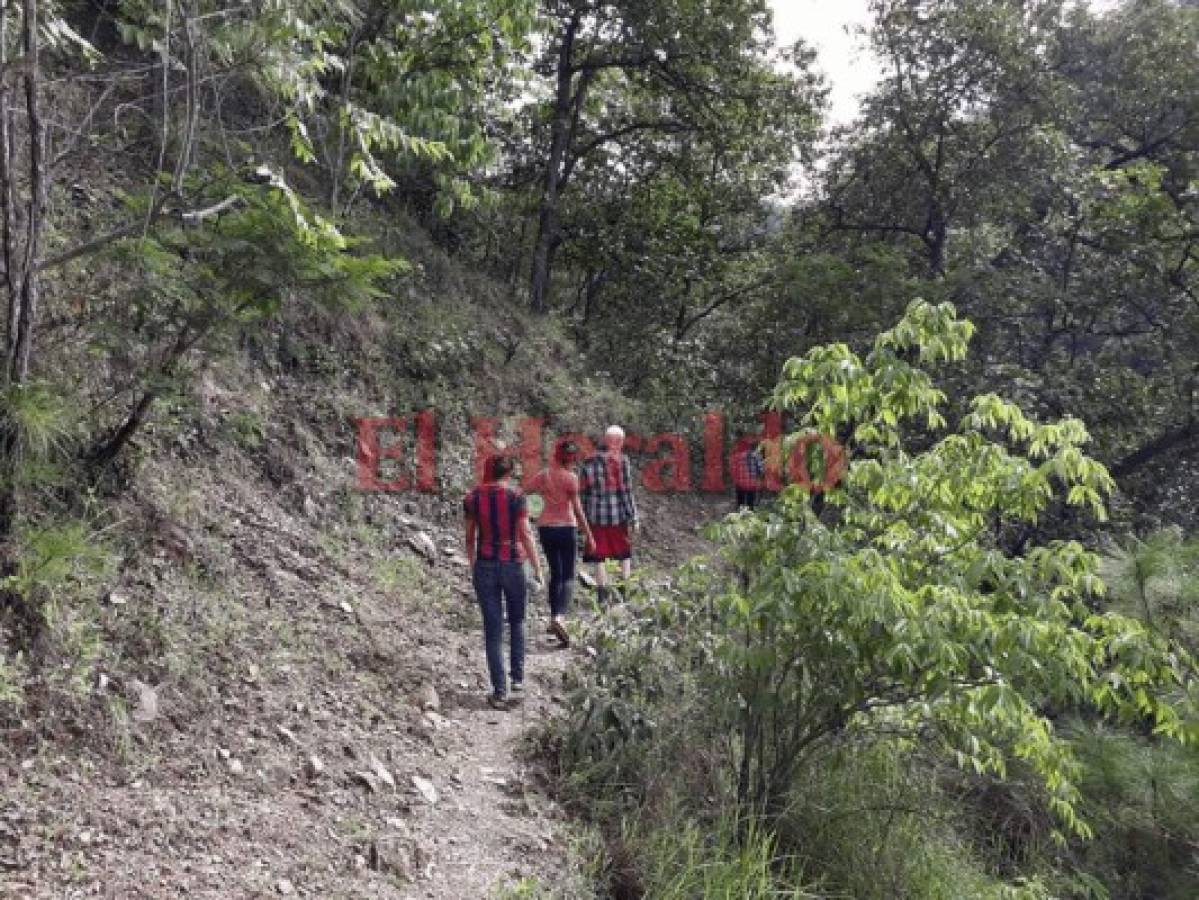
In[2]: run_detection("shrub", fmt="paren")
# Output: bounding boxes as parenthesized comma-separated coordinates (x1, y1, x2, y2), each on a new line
(708, 300, 1196, 832)
(0, 520, 113, 710)
(549, 301, 1199, 898)
(778, 741, 1052, 900)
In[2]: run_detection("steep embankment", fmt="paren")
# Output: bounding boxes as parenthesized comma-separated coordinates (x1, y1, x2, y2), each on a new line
(3, 460, 576, 898)
(0, 225, 728, 897)
(1, 437, 722, 898)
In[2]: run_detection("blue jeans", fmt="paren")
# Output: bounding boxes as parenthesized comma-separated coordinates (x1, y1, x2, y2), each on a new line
(538, 526, 576, 618)
(472, 559, 527, 697)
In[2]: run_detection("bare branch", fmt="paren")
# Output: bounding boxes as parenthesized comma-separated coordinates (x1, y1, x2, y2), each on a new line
(179, 194, 241, 224)
(36, 193, 242, 272)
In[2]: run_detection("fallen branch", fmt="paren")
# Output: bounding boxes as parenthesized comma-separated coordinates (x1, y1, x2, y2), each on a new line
(36, 193, 242, 271)
(180, 194, 241, 224)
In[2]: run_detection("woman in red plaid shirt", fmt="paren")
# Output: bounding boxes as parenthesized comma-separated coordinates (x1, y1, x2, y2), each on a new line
(579, 425, 639, 602)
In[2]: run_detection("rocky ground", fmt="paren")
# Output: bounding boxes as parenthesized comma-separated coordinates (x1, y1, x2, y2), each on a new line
(0, 433, 723, 899)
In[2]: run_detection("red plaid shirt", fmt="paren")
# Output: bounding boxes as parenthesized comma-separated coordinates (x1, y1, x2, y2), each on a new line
(579, 452, 638, 526)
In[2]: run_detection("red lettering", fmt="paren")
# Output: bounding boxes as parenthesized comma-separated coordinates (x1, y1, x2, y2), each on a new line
(702, 412, 725, 492)
(787, 433, 848, 494)
(415, 409, 437, 492)
(730, 411, 783, 491)
(472, 417, 499, 484)
(517, 418, 544, 490)
(760, 411, 783, 491)
(355, 417, 410, 491)
(471, 417, 545, 486)
(730, 434, 762, 490)
(642, 432, 691, 493)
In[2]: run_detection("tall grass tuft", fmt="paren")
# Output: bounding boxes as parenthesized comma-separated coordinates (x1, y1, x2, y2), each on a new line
(0, 380, 72, 467)
(623, 812, 815, 899)
(1, 519, 113, 704)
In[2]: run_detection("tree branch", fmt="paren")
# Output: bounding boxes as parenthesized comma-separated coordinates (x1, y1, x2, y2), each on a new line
(35, 194, 171, 271)
(36, 194, 242, 271)
(1110, 421, 1199, 477)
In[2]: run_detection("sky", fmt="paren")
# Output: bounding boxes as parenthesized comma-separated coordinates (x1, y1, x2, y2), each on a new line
(770, 0, 1123, 127)
(769, 0, 880, 126)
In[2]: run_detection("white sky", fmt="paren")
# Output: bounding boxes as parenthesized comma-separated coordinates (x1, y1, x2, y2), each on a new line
(769, 0, 880, 126)
(770, 0, 1122, 127)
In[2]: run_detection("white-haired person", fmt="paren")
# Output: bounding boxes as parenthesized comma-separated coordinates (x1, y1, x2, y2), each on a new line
(578, 425, 639, 602)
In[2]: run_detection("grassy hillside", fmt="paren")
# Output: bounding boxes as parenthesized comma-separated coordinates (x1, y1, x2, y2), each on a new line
(0, 198, 679, 897)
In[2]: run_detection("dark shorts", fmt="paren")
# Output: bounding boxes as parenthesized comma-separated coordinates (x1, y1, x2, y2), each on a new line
(584, 524, 632, 562)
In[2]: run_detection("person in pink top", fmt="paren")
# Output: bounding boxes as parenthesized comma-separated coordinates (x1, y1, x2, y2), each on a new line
(526, 440, 595, 646)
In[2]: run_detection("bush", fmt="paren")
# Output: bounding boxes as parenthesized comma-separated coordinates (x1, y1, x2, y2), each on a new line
(779, 742, 1052, 900)
(0, 520, 113, 712)
(708, 301, 1194, 830)
(548, 302, 1199, 899)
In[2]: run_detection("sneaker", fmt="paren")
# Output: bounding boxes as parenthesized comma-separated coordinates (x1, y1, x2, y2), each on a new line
(510, 681, 524, 697)
(549, 618, 570, 647)
(487, 693, 508, 710)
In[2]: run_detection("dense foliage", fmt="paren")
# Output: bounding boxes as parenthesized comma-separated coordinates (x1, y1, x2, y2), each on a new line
(553, 303, 1199, 897)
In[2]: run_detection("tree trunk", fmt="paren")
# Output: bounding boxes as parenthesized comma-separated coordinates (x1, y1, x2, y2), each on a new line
(529, 12, 581, 314)
(925, 206, 947, 277)
(0, 8, 16, 314)
(13, 0, 46, 384)
(88, 388, 157, 472)
(88, 316, 215, 473)
(329, 29, 358, 212)
(580, 268, 606, 325)
(0, 0, 45, 550)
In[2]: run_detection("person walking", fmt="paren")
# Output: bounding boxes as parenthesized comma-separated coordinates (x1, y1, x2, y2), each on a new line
(731, 441, 766, 510)
(463, 455, 544, 710)
(527, 441, 595, 646)
(579, 425, 639, 602)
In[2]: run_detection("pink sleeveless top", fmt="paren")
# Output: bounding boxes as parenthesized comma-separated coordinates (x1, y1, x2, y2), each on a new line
(527, 467, 579, 527)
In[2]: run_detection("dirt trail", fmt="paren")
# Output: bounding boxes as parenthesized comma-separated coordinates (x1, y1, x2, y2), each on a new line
(0, 467, 725, 899)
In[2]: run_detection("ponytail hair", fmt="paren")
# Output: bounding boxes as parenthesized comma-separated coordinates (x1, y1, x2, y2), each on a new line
(554, 440, 579, 465)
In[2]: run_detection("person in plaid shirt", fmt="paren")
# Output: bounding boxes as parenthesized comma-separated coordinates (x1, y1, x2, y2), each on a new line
(731, 441, 766, 510)
(579, 425, 639, 601)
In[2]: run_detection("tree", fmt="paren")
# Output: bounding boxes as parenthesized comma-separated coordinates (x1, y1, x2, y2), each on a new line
(0, 0, 86, 545)
(1, 0, 520, 560)
(112, 0, 536, 218)
(85, 173, 402, 471)
(555, 103, 806, 404)
(812, 0, 1199, 527)
(711, 300, 1196, 827)
(524, 0, 821, 313)
(1046, 0, 1199, 483)
(824, 0, 1065, 277)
